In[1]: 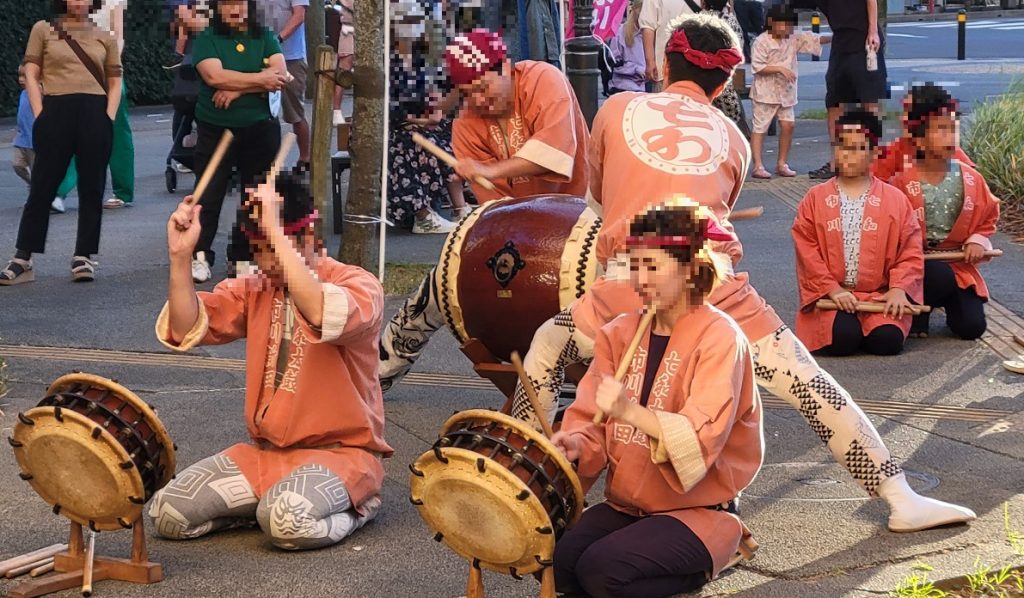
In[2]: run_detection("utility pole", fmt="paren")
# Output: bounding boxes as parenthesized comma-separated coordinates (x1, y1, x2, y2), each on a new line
(337, 0, 384, 272)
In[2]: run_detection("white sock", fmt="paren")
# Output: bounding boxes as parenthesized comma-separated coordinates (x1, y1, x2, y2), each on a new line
(877, 473, 976, 533)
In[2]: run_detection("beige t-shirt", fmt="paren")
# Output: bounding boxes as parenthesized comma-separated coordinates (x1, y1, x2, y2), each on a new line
(23, 19, 122, 96)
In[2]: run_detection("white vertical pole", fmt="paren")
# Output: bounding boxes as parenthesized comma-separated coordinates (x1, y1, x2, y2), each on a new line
(560, 0, 568, 73)
(378, 0, 391, 283)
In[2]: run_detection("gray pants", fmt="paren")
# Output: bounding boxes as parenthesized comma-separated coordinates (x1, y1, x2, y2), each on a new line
(149, 452, 380, 550)
(13, 147, 33, 187)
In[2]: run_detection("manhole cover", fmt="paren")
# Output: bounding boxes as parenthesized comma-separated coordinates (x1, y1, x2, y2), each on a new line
(744, 462, 939, 502)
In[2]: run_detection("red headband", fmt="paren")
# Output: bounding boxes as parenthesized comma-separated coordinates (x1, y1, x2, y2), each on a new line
(833, 123, 879, 145)
(625, 219, 736, 248)
(904, 102, 958, 129)
(241, 211, 319, 242)
(665, 29, 743, 74)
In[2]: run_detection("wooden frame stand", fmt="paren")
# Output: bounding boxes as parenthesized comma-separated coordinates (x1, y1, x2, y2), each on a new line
(466, 561, 556, 598)
(9, 520, 162, 598)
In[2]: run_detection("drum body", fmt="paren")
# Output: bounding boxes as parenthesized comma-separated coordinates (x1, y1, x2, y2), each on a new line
(11, 373, 176, 531)
(436, 195, 601, 362)
(409, 410, 584, 575)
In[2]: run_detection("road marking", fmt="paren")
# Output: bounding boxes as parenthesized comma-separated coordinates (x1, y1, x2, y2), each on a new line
(0, 344, 1012, 422)
(888, 33, 927, 38)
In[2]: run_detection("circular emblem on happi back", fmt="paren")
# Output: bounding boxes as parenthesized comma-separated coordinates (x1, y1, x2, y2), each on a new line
(621, 93, 730, 176)
(486, 241, 526, 288)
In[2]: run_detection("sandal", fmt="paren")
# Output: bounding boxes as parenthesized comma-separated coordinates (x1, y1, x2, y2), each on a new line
(71, 256, 96, 282)
(751, 167, 772, 179)
(0, 258, 34, 286)
(104, 198, 127, 209)
(776, 164, 797, 177)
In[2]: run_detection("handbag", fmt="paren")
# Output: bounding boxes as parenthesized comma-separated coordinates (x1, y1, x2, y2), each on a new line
(261, 35, 282, 118)
(51, 20, 108, 92)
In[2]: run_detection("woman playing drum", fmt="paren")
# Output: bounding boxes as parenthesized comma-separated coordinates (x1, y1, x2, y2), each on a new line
(550, 201, 762, 597)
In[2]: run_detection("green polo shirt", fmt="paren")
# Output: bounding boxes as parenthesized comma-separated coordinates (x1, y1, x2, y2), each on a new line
(192, 26, 282, 128)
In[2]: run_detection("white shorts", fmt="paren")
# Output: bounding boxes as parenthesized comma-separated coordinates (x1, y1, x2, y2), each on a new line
(751, 102, 795, 134)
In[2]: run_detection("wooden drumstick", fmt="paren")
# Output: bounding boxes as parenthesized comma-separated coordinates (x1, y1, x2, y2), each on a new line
(82, 529, 96, 597)
(816, 299, 932, 315)
(29, 559, 55, 578)
(730, 206, 764, 221)
(186, 129, 234, 206)
(5, 557, 54, 579)
(411, 132, 497, 192)
(924, 248, 1002, 261)
(0, 544, 66, 576)
(510, 351, 555, 438)
(594, 307, 657, 425)
(265, 132, 296, 189)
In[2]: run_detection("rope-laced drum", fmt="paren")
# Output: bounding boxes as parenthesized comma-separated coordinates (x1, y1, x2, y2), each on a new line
(410, 410, 585, 576)
(10, 373, 176, 531)
(436, 194, 601, 362)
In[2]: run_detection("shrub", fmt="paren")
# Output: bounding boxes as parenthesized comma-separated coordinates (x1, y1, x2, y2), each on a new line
(0, 0, 174, 116)
(963, 78, 1024, 240)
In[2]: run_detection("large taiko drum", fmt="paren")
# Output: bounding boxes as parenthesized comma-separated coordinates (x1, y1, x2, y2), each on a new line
(409, 410, 585, 576)
(10, 373, 176, 531)
(436, 195, 601, 362)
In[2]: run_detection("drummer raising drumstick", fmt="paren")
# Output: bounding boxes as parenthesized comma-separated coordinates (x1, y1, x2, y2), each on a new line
(551, 201, 762, 597)
(150, 172, 392, 550)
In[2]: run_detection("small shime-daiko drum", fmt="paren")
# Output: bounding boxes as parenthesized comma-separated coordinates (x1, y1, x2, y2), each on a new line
(410, 410, 585, 576)
(10, 373, 176, 531)
(436, 195, 601, 362)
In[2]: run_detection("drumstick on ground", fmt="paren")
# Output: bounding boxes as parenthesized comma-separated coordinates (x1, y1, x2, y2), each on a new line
(816, 299, 932, 315)
(5, 556, 55, 579)
(411, 132, 497, 192)
(82, 529, 96, 597)
(186, 130, 234, 206)
(729, 206, 764, 221)
(594, 307, 657, 425)
(29, 559, 55, 578)
(510, 351, 555, 438)
(1014, 335, 1024, 349)
(925, 249, 1002, 261)
(0, 544, 67, 577)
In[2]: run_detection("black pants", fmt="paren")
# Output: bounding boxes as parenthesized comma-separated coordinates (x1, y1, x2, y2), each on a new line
(820, 311, 905, 357)
(733, 0, 765, 63)
(914, 260, 987, 340)
(553, 503, 713, 598)
(17, 94, 113, 257)
(193, 118, 280, 265)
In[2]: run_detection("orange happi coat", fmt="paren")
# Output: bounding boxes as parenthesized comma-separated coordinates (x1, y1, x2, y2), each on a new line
(891, 161, 1000, 299)
(157, 258, 394, 512)
(571, 80, 782, 343)
(452, 60, 589, 202)
(561, 305, 763, 578)
(791, 178, 924, 351)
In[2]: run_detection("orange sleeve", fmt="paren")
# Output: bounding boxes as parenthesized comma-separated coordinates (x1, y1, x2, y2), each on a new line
(887, 193, 925, 303)
(791, 193, 840, 309)
(452, 116, 504, 203)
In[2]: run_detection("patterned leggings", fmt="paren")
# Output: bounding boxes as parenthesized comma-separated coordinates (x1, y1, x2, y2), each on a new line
(148, 453, 380, 550)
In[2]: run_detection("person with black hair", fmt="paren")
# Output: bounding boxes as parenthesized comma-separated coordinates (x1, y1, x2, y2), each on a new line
(551, 201, 762, 596)
(890, 84, 1000, 341)
(151, 172, 392, 550)
(188, 0, 290, 283)
(511, 13, 975, 533)
(749, 3, 830, 179)
(792, 109, 923, 357)
(809, 0, 888, 180)
(0, 0, 121, 285)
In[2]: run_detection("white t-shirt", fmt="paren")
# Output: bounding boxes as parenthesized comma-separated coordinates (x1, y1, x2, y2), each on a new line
(89, 0, 125, 34)
(638, 0, 697, 81)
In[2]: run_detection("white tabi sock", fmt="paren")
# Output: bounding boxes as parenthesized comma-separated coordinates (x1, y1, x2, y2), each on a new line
(877, 473, 976, 533)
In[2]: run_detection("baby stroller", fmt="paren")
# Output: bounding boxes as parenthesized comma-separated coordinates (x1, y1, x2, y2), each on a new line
(165, 59, 199, 193)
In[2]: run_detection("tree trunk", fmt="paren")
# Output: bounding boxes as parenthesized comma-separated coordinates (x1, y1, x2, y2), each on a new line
(337, 0, 384, 273)
(305, 0, 325, 98)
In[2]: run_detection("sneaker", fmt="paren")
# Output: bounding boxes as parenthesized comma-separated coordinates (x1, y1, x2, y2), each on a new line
(412, 211, 457, 235)
(104, 197, 127, 209)
(50, 197, 66, 214)
(452, 205, 474, 221)
(332, 109, 346, 126)
(172, 160, 193, 174)
(71, 256, 96, 282)
(162, 53, 185, 70)
(809, 162, 836, 180)
(192, 252, 212, 283)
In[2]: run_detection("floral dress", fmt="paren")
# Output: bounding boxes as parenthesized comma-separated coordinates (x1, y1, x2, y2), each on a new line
(387, 50, 458, 228)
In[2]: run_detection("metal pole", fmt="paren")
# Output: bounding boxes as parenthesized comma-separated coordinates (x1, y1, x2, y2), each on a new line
(811, 12, 820, 62)
(957, 9, 966, 61)
(564, 0, 600, 127)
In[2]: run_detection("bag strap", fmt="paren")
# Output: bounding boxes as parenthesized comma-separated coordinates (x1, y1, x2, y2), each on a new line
(683, 0, 703, 15)
(52, 20, 108, 92)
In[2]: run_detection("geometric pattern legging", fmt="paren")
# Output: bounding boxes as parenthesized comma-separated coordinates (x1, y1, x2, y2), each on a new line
(379, 275, 901, 496)
(148, 452, 380, 550)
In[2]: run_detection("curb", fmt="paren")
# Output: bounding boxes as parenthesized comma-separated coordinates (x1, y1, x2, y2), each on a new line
(799, 7, 1024, 24)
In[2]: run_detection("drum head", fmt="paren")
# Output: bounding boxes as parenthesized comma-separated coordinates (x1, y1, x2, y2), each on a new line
(411, 447, 554, 574)
(13, 407, 146, 530)
(47, 373, 177, 490)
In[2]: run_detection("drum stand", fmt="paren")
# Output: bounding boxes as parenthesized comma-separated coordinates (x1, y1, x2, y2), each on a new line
(8, 520, 162, 598)
(465, 561, 556, 598)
